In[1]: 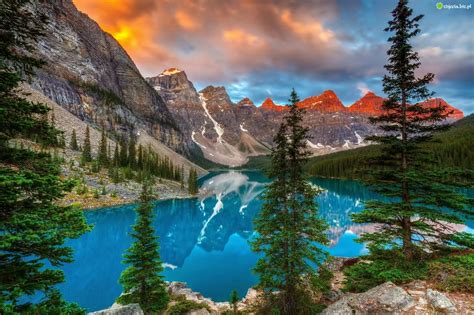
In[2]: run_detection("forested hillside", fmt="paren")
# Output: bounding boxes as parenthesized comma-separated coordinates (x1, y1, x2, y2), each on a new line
(306, 115, 474, 178)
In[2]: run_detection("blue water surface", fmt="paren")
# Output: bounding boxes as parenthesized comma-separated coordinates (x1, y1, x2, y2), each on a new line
(56, 171, 472, 312)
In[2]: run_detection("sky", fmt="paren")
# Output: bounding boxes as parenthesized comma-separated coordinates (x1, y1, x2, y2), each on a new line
(73, 0, 473, 114)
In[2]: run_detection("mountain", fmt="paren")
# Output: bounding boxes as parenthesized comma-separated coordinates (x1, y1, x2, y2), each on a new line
(297, 90, 346, 112)
(306, 114, 474, 178)
(30, 0, 464, 169)
(27, 0, 204, 173)
(348, 92, 384, 115)
(349, 92, 464, 119)
(147, 72, 271, 167)
(260, 98, 287, 111)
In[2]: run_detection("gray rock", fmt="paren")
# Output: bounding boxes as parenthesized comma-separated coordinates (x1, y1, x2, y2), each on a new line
(185, 308, 211, 315)
(322, 282, 415, 315)
(88, 303, 143, 315)
(426, 289, 457, 314)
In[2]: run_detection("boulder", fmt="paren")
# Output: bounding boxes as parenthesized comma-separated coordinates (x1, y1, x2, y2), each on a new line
(185, 308, 211, 315)
(322, 282, 415, 314)
(426, 289, 457, 314)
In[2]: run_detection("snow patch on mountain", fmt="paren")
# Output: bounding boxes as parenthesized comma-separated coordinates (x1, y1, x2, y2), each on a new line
(240, 123, 248, 132)
(199, 93, 224, 143)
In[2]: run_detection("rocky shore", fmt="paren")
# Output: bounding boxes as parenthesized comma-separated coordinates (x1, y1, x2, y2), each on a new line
(89, 258, 474, 314)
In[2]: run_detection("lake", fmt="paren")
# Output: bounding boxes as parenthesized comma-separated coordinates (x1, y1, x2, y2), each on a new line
(58, 170, 473, 312)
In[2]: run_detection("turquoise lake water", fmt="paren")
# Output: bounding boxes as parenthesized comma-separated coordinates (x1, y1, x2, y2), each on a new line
(57, 171, 473, 312)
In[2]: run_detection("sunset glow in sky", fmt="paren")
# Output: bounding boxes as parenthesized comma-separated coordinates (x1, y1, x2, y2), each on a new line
(73, 0, 473, 113)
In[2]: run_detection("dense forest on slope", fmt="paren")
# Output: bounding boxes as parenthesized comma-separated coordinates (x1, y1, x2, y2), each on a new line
(305, 115, 474, 178)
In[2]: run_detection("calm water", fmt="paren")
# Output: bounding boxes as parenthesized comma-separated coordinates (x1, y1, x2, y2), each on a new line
(57, 171, 473, 312)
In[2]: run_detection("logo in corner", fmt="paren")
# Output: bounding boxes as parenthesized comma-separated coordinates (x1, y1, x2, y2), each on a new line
(436, 2, 444, 9)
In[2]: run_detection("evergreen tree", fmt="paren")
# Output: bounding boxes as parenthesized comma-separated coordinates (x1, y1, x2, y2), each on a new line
(137, 144, 143, 169)
(353, 0, 474, 260)
(128, 136, 136, 168)
(251, 89, 328, 314)
(81, 125, 92, 162)
(0, 0, 89, 311)
(229, 289, 239, 314)
(180, 165, 185, 190)
(188, 168, 198, 195)
(98, 128, 108, 167)
(113, 142, 120, 167)
(119, 137, 128, 167)
(117, 183, 169, 313)
(70, 129, 78, 150)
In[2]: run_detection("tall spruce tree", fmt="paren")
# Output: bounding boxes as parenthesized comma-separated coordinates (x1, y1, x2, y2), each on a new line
(81, 125, 92, 162)
(188, 168, 198, 195)
(98, 127, 108, 167)
(251, 89, 328, 314)
(128, 136, 136, 168)
(119, 137, 128, 167)
(113, 142, 120, 167)
(117, 183, 169, 313)
(70, 129, 78, 150)
(353, 0, 474, 260)
(0, 0, 89, 312)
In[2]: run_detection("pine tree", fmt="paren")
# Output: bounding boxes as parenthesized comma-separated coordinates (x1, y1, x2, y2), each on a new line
(251, 89, 328, 314)
(188, 168, 198, 195)
(98, 128, 108, 167)
(117, 183, 169, 312)
(180, 165, 185, 190)
(128, 136, 136, 168)
(353, 0, 474, 260)
(229, 289, 239, 314)
(0, 0, 89, 311)
(70, 129, 78, 150)
(119, 137, 128, 167)
(81, 125, 92, 162)
(113, 142, 120, 167)
(137, 144, 143, 170)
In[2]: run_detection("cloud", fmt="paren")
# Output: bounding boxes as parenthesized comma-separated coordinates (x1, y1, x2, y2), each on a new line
(72, 0, 473, 113)
(356, 82, 371, 96)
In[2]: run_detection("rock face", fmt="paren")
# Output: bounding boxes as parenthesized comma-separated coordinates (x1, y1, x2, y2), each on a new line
(89, 303, 143, 315)
(322, 282, 415, 315)
(426, 289, 457, 314)
(30, 0, 184, 152)
(349, 92, 463, 120)
(349, 91, 385, 115)
(297, 90, 346, 112)
(147, 71, 271, 166)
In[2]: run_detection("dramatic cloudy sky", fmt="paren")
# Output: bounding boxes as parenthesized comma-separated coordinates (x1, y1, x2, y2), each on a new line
(73, 0, 473, 113)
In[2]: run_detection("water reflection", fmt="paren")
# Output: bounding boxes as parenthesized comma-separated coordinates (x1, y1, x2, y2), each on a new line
(58, 171, 471, 311)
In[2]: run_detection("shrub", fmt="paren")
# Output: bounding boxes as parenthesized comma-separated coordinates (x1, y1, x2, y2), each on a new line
(343, 251, 427, 292)
(428, 253, 474, 293)
(166, 300, 210, 315)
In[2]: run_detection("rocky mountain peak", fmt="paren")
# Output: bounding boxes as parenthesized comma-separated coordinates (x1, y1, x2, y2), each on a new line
(349, 92, 385, 115)
(200, 86, 232, 104)
(237, 97, 255, 107)
(421, 98, 464, 120)
(260, 97, 287, 111)
(160, 67, 183, 76)
(297, 90, 346, 112)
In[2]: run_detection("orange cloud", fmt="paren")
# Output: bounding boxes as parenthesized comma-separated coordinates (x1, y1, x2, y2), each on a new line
(175, 10, 199, 30)
(281, 10, 335, 43)
(223, 29, 263, 46)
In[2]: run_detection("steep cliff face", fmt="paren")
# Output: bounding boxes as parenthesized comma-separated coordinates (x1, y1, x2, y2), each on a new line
(30, 0, 183, 151)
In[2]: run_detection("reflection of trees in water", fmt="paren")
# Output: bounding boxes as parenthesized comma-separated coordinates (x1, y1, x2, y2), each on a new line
(155, 172, 385, 265)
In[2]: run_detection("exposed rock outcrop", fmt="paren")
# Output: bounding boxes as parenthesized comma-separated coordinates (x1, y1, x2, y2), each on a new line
(30, 0, 184, 153)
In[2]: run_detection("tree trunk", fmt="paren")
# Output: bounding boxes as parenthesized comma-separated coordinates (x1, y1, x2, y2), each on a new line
(401, 90, 413, 259)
